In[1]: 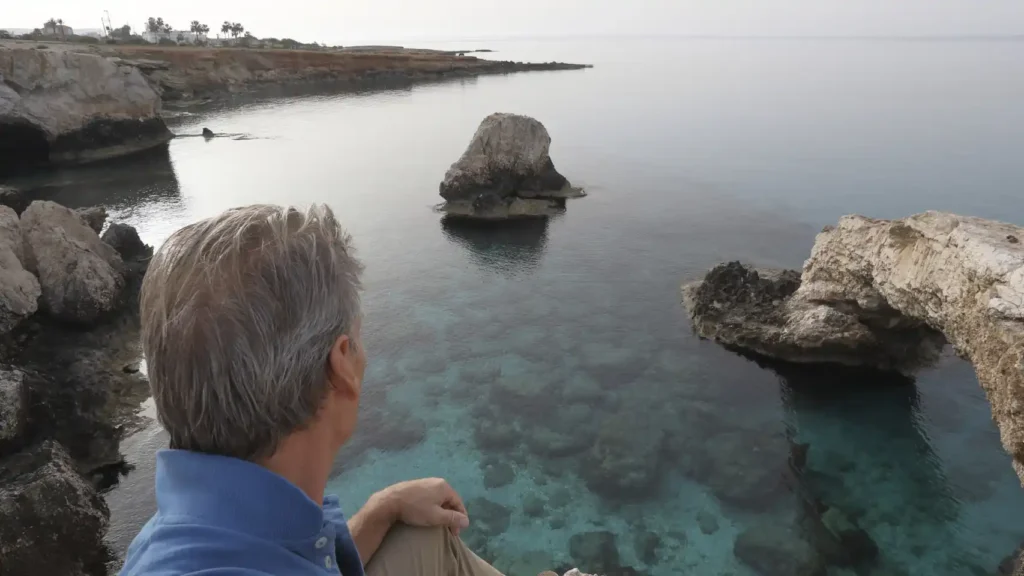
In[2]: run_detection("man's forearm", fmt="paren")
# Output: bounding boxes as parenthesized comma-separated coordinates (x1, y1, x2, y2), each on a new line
(347, 491, 398, 565)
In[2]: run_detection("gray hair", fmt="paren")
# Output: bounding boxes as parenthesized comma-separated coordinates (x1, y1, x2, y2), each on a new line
(140, 204, 363, 460)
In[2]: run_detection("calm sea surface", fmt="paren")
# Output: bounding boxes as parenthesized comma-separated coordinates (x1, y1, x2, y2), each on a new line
(13, 36, 1024, 575)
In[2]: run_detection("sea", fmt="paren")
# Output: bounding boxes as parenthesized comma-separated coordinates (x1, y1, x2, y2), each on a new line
(10, 36, 1024, 575)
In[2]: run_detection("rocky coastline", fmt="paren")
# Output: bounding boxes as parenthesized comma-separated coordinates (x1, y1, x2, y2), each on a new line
(0, 40, 591, 174)
(0, 187, 152, 576)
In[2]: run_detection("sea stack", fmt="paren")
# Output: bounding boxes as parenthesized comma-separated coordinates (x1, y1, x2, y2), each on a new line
(439, 113, 584, 219)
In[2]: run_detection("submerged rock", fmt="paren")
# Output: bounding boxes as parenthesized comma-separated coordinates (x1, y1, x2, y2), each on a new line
(20, 201, 125, 324)
(734, 521, 826, 576)
(569, 531, 621, 575)
(438, 113, 584, 219)
(0, 206, 41, 333)
(633, 531, 661, 565)
(697, 510, 720, 534)
(0, 441, 111, 575)
(202, 127, 215, 138)
(683, 212, 1024, 485)
(0, 47, 172, 175)
(482, 460, 516, 489)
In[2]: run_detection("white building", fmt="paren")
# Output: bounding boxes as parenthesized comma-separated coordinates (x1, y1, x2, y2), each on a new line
(141, 30, 200, 44)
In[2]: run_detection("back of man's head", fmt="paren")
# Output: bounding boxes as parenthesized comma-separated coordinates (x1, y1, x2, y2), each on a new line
(140, 204, 363, 461)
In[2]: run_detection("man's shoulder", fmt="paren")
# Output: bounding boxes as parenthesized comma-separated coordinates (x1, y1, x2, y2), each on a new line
(119, 515, 311, 576)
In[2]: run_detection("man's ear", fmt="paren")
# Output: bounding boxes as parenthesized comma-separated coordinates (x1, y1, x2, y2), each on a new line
(327, 334, 359, 400)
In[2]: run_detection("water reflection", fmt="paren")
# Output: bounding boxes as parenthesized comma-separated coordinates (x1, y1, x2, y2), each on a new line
(9, 145, 180, 209)
(440, 215, 550, 276)
(750, 355, 987, 574)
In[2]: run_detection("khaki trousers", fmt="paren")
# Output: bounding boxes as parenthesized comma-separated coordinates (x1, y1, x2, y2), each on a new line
(365, 524, 504, 576)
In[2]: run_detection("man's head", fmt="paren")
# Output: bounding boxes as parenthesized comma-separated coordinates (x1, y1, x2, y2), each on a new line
(140, 204, 366, 462)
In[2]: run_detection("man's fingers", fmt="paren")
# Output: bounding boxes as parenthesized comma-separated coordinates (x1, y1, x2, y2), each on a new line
(429, 505, 469, 531)
(438, 480, 468, 516)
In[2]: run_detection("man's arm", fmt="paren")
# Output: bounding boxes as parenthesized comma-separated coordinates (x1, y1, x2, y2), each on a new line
(347, 478, 470, 565)
(347, 491, 399, 564)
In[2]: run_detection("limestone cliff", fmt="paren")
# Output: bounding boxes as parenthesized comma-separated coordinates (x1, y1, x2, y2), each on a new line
(0, 47, 172, 175)
(683, 212, 1024, 484)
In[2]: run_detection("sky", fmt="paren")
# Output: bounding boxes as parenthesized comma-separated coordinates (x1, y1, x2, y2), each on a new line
(3, 0, 1024, 45)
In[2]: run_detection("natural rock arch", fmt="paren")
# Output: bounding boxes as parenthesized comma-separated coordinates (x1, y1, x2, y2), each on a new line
(684, 212, 1024, 484)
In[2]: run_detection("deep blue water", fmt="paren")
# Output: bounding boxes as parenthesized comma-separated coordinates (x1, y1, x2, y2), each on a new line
(14, 36, 1024, 575)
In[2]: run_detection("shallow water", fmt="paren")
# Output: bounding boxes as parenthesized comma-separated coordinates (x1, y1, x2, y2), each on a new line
(13, 36, 1024, 575)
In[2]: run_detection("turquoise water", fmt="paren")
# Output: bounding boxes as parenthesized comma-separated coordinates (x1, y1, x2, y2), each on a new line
(15, 36, 1024, 575)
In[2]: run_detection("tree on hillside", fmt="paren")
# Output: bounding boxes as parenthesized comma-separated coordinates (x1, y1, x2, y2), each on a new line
(111, 24, 132, 39)
(0, 30, 11, 40)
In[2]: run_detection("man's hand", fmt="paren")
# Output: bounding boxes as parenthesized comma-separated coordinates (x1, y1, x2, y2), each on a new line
(348, 478, 469, 565)
(374, 478, 470, 534)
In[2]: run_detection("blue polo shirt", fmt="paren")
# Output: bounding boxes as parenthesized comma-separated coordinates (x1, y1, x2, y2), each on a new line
(120, 450, 365, 576)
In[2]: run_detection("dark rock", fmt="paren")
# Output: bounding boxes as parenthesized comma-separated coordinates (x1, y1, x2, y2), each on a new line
(482, 460, 515, 489)
(812, 506, 880, 569)
(461, 361, 502, 385)
(569, 531, 621, 575)
(102, 222, 153, 263)
(580, 410, 666, 499)
(548, 516, 566, 529)
(49, 117, 173, 165)
(463, 497, 511, 554)
(357, 406, 427, 453)
(997, 543, 1024, 575)
(75, 206, 108, 234)
(0, 441, 112, 576)
(548, 487, 572, 509)
(0, 186, 28, 215)
(633, 531, 661, 564)
(472, 411, 518, 451)
(697, 510, 720, 535)
(522, 493, 546, 518)
(202, 127, 215, 138)
(733, 521, 826, 576)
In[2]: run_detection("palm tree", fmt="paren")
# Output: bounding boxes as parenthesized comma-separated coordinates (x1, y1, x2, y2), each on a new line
(56, 18, 66, 40)
(230, 23, 245, 39)
(221, 21, 232, 37)
(44, 18, 57, 36)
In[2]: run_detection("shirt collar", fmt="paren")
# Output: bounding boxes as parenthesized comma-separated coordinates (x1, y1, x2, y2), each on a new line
(155, 449, 325, 541)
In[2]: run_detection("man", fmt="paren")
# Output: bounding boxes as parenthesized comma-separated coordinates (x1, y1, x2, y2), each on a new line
(121, 205, 504, 576)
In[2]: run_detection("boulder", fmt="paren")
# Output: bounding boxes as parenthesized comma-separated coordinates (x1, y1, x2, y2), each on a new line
(0, 186, 28, 215)
(75, 206, 108, 234)
(203, 127, 215, 138)
(0, 441, 111, 575)
(0, 206, 41, 333)
(522, 493, 546, 518)
(683, 212, 1024, 485)
(0, 368, 28, 444)
(0, 47, 172, 175)
(482, 460, 516, 489)
(580, 410, 666, 498)
(438, 113, 584, 219)
(19, 201, 125, 324)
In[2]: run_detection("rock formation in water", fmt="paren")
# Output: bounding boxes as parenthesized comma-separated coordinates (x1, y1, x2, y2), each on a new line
(438, 113, 584, 219)
(0, 199, 153, 575)
(683, 211, 1024, 485)
(0, 47, 172, 175)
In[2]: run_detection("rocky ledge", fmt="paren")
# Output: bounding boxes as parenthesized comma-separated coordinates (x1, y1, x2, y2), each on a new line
(438, 113, 585, 219)
(0, 189, 152, 575)
(682, 212, 1024, 485)
(0, 47, 173, 176)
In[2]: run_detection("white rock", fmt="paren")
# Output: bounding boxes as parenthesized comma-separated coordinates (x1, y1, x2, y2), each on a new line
(20, 201, 124, 323)
(0, 206, 40, 333)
